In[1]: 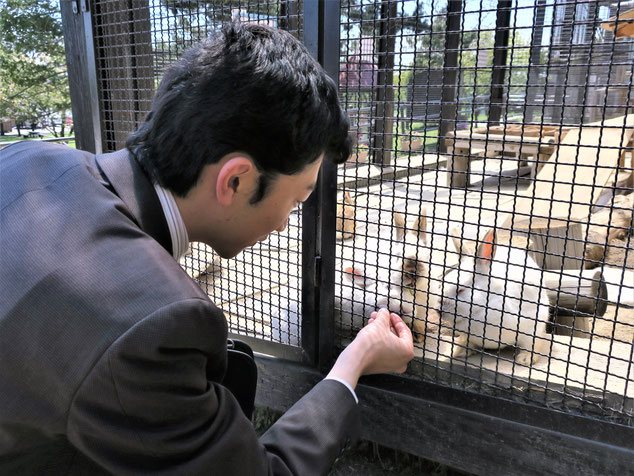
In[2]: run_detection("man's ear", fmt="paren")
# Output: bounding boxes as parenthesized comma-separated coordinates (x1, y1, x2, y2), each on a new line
(215, 157, 255, 207)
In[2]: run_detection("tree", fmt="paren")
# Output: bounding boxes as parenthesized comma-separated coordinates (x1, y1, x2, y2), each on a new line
(0, 0, 71, 137)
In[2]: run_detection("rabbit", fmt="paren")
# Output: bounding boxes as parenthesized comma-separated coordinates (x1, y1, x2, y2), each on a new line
(335, 263, 389, 334)
(336, 191, 356, 241)
(376, 211, 440, 343)
(440, 228, 550, 366)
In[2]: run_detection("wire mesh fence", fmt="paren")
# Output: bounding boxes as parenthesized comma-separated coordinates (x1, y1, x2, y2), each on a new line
(336, 0, 633, 423)
(83, 0, 633, 425)
(90, 0, 305, 349)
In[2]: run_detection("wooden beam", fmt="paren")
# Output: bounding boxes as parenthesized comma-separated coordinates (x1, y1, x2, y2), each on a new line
(60, 0, 102, 153)
(254, 355, 634, 475)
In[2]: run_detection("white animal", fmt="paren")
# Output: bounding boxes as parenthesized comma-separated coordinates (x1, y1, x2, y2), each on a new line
(335, 264, 389, 334)
(440, 229, 550, 365)
(376, 211, 440, 343)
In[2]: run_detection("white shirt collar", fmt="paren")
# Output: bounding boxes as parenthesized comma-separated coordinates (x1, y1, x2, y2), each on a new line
(153, 183, 189, 260)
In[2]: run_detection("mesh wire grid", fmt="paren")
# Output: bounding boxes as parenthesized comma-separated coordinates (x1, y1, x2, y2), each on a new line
(336, 0, 633, 423)
(85, 0, 633, 423)
(90, 0, 304, 347)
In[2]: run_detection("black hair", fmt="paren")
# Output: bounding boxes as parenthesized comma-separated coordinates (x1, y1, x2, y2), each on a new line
(127, 22, 351, 202)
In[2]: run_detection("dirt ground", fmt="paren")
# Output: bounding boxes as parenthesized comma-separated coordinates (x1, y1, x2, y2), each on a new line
(329, 440, 470, 476)
(604, 235, 634, 270)
(593, 304, 634, 343)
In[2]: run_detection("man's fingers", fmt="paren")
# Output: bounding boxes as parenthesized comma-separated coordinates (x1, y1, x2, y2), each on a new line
(375, 308, 390, 324)
(390, 313, 412, 339)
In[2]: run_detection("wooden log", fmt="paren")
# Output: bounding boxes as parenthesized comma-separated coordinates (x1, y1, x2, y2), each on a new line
(446, 146, 469, 188)
(510, 217, 586, 270)
(542, 269, 608, 337)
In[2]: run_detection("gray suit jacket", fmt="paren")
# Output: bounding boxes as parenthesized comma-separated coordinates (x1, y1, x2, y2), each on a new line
(0, 142, 360, 475)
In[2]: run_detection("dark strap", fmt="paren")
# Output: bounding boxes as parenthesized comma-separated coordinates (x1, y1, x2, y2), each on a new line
(223, 339, 257, 420)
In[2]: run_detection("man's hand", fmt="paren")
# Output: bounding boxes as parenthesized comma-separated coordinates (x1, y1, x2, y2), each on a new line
(326, 308, 414, 389)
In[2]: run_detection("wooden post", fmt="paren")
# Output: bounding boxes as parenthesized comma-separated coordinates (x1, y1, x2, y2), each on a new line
(488, 0, 511, 124)
(543, 269, 608, 337)
(509, 217, 586, 270)
(439, 0, 463, 154)
(60, 0, 102, 153)
(372, 0, 397, 166)
(525, 0, 546, 124)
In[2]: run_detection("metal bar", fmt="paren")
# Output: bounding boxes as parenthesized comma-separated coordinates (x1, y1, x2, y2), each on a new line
(300, 0, 320, 368)
(228, 333, 306, 362)
(372, 0, 397, 166)
(300, 0, 342, 372)
(316, 0, 341, 374)
(488, 0, 512, 124)
(439, 0, 463, 153)
(60, 0, 102, 154)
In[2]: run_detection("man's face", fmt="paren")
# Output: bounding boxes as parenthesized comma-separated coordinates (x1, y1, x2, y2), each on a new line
(214, 157, 322, 258)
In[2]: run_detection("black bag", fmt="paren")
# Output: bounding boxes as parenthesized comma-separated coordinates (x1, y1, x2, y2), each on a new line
(222, 339, 257, 420)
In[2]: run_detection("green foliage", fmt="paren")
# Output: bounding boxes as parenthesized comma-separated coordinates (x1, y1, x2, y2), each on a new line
(0, 0, 71, 136)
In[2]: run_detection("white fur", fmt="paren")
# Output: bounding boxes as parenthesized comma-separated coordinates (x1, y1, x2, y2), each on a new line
(335, 265, 390, 332)
(441, 243, 550, 365)
(373, 213, 438, 341)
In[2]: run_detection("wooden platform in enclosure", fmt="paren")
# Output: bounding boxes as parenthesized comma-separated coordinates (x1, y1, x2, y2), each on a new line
(445, 116, 633, 189)
(445, 124, 566, 188)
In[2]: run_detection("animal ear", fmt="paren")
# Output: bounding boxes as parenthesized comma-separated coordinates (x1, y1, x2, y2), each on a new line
(412, 209, 427, 242)
(450, 227, 463, 256)
(450, 227, 477, 256)
(343, 191, 354, 204)
(343, 266, 368, 288)
(393, 212, 406, 241)
(476, 229, 496, 270)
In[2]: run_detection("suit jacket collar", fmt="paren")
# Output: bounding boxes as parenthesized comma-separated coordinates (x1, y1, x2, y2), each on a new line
(96, 149, 172, 254)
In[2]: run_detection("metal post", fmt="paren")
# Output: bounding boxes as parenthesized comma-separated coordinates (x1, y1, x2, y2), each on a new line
(439, 0, 463, 153)
(60, 0, 102, 154)
(488, 0, 512, 124)
(300, 0, 320, 368)
(372, 0, 397, 165)
(300, 0, 341, 372)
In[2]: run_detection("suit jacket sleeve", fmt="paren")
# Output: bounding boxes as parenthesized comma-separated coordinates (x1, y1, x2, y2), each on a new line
(67, 298, 359, 475)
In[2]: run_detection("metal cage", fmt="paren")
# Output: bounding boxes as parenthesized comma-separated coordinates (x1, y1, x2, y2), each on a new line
(62, 0, 634, 473)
